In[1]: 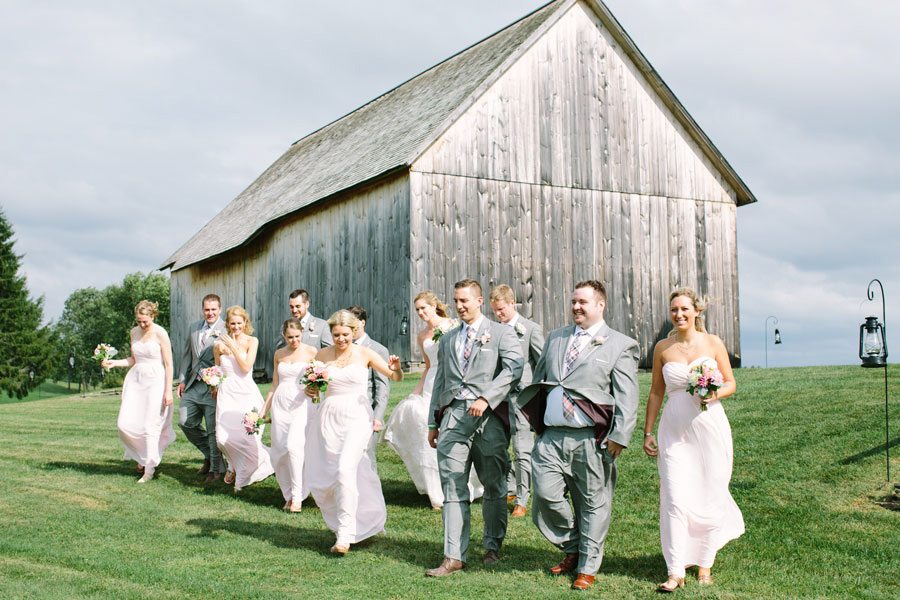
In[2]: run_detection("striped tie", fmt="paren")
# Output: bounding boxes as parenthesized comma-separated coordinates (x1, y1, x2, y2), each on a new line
(461, 325, 477, 374)
(562, 330, 589, 420)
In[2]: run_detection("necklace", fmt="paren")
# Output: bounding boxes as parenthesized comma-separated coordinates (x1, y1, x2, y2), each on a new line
(333, 347, 354, 368)
(672, 336, 697, 358)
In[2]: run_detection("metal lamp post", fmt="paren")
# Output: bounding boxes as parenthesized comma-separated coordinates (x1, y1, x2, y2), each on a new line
(859, 279, 890, 482)
(765, 315, 781, 368)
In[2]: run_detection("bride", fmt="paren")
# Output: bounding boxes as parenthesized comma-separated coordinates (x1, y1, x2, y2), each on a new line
(305, 310, 403, 555)
(383, 291, 483, 510)
(642, 288, 744, 592)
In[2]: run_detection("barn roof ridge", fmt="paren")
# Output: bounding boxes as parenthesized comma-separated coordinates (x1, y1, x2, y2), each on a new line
(163, 0, 754, 272)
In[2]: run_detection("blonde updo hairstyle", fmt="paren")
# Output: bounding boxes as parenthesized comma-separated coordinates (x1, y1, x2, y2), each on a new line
(667, 287, 707, 335)
(134, 300, 159, 320)
(327, 309, 361, 335)
(225, 305, 254, 335)
(414, 290, 449, 318)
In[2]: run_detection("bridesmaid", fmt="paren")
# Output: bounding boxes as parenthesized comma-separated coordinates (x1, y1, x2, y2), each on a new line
(260, 318, 318, 512)
(102, 300, 176, 483)
(642, 288, 744, 592)
(213, 305, 274, 491)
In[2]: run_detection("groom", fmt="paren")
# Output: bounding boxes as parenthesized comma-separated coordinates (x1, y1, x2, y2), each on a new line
(519, 280, 639, 591)
(177, 293, 228, 482)
(426, 278, 523, 577)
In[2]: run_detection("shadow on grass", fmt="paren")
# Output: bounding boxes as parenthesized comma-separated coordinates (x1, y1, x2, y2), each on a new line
(185, 517, 444, 566)
(839, 436, 900, 465)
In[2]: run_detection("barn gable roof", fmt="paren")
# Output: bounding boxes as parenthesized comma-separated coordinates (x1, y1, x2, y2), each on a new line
(163, 0, 755, 271)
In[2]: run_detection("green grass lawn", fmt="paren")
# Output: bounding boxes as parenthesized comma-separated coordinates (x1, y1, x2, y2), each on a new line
(1, 367, 897, 599)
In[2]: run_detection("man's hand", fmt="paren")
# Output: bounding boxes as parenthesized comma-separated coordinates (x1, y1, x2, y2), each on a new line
(177, 383, 185, 398)
(467, 398, 489, 417)
(606, 440, 624, 458)
(428, 428, 438, 448)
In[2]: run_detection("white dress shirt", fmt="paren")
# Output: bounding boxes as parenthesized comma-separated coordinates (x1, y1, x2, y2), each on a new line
(544, 320, 605, 428)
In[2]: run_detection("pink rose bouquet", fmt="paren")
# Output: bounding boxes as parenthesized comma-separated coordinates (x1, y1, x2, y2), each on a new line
(300, 361, 331, 403)
(243, 407, 264, 435)
(686, 359, 725, 411)
(199, 365, 227, 388)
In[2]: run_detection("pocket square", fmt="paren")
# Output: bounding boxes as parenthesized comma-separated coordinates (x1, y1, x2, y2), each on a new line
(479, 348, 494, 353)
(594, 358, 609, 363)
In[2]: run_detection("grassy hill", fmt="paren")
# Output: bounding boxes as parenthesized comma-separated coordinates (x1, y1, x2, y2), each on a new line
(0, 366, 897, 599)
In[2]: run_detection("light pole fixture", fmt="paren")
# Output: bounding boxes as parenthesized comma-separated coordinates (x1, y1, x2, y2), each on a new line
(859, 278, 890, 482)
(68, 353, 75, 391)
(399, 314, 409, 337)
(765, 315, 779, 368)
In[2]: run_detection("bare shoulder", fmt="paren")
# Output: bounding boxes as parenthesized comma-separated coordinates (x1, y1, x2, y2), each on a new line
(154, 325, 170, 340)
(704, 332, 726, 350)
(654, 337, 676, 353)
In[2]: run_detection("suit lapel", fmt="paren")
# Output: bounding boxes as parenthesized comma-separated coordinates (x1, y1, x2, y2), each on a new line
(557, 325, 576, 377)
(564, 324, 610, 378)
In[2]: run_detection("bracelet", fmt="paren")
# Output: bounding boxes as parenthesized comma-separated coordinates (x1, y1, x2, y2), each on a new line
(644, 431, 653, 437)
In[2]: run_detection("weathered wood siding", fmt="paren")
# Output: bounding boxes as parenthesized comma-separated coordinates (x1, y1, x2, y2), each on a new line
(171, 175, 412, 376)
(410, 0, 741, 365)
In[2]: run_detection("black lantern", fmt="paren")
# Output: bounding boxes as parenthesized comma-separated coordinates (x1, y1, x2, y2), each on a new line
(859, 316, 887, 368)
(774, 329, 782, 344)
(765, 315, 779, 368)
(861, 278, 891, 484)
(399, 315, 409, 336)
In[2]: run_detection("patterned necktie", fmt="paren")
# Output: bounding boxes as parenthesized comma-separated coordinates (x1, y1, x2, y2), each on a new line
(461, 325, 477, 374)
(562, 330, 589, 420)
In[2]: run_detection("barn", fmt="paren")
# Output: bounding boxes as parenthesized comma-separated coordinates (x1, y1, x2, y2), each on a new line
(162, 0, 756, 373)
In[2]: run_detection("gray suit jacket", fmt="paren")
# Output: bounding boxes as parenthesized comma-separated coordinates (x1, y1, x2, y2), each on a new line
(429, 318, 524, 430)
(519, 323, 640, 448)
(357, 335, 390, 423)
(302, 313, 333, 349)
(179, 318, 228, 393)
(509, 315, 545, 392)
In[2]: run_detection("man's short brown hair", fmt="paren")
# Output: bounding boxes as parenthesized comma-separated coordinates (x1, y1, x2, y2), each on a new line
(489, 284, 516, 304)
(201, 293, 221, 307)
(454, 278, 482, 296)
(574, 280, 607, 301)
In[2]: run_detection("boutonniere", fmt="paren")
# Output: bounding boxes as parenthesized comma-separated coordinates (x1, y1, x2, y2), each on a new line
(209, 330, 221, 338)
(479, 331, 492, 345)
(591, 335, 608, 346)
(307, 322, 315, 333)
(432, 319, 459, 342)
(514, 322, 526, 336)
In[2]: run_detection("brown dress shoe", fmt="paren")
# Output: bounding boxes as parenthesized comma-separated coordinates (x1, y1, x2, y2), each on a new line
(483, 549, 500, 565)
(572, 573, 596, 591)
(425, 558, 465, 577)
(197, 458, 211, 475)
(205, 472, 222, 483)
(507, 495, 517, 503)
(549, 552, 579, 575)
(510, 505, 527, 518)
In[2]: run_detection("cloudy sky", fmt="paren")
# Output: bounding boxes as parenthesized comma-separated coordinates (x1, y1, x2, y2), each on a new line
(2, 0, 897, 367)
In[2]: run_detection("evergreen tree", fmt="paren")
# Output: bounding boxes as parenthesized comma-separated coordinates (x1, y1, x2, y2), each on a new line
(0, 206, 55, 398)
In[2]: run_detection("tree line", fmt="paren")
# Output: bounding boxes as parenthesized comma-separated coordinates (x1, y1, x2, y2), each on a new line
(0, 206, 169, 398)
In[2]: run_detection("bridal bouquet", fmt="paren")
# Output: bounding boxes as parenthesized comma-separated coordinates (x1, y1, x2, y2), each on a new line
(300, 361, 331, 403)
(686, 359, 724, 411)
(243, 407, 264, 435)
(432, 319, 459, 342)
(199, 365, 227, 388)
(93, 343, 118, 370)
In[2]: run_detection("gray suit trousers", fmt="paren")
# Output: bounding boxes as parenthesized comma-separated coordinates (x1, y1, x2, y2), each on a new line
(506, 393, 535, 505)
(179, 384, 225, 473)
(437, 400, 510, 562)
(531, 427, 617, 575)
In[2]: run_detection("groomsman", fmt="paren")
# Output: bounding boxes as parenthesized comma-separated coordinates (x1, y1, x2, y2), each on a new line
(177, 293, 228, 482)
(519, 280, 639, 591)
(426, 279, 524, 577)
(489, 284, 544, 519)
(347, 305, 390, 466)
(287, 289, 333, 348)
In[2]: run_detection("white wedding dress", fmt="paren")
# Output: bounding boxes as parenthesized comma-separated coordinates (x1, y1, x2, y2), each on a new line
(384, 338, 483, 508)
(216, 354, 275, 490)
(117, 338, 175, 474)
(306, 363, 386, 545)
(658, 357, 745, 578)
(269, 360, 311, 503)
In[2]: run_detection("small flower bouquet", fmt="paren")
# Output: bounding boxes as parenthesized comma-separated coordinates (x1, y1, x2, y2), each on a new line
(432, 319, 459, 342)
(243, 407, 264, 435)
(686, 360, 725, 411)
(199, 365, 227, 388)
(300, 361, 331, 403)
(93, 343, 117, 369)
